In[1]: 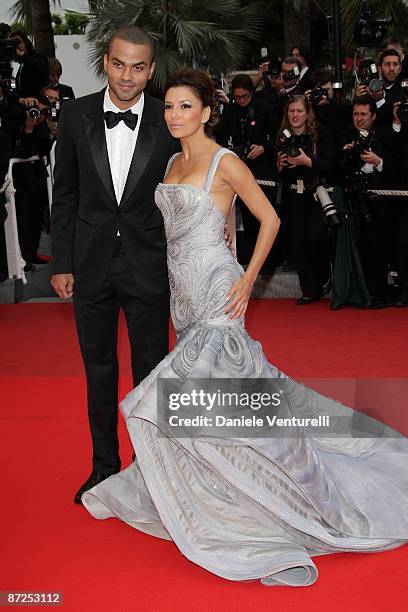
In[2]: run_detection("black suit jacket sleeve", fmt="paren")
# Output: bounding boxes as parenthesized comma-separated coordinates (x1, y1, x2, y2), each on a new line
(51, 103, 79, 274)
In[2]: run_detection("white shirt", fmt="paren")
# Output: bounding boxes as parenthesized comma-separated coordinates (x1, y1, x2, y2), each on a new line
(103, 88, 144, 204)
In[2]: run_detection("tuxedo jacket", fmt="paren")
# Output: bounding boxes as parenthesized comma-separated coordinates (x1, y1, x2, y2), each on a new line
(51, 89, 179, 301)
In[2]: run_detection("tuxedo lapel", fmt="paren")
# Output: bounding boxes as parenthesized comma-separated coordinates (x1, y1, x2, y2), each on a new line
(119, 93, 163, 207)
(82, 89, 117, 207)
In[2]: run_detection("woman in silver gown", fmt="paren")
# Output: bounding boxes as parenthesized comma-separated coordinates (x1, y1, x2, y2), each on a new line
(82, 68, 408, 587)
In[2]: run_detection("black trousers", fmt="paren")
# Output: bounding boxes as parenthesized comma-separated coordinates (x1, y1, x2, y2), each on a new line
(13, 162, 47, 261)
(73, 239, 170, 474)
(285, 189, 331, 298)
(394, 198, 408, 292)
(360, 197, 392, 299)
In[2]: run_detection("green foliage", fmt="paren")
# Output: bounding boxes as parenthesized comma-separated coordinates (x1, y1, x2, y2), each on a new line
(52, 12, 89, 35)
(87, 0, 264, 92)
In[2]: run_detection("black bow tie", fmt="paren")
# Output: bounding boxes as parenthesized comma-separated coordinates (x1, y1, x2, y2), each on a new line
(104, 109, 138, 130)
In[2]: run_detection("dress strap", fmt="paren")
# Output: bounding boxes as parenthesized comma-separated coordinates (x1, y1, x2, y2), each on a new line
(164, 152, 182, 179)
(203, 148, 237, 194)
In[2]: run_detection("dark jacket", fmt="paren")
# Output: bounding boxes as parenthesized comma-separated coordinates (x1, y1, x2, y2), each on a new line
(216, 96, 279, 178)
(51, 89, 179, 301)
(278, 123, 338, 187)
(15, 52, 49, 98)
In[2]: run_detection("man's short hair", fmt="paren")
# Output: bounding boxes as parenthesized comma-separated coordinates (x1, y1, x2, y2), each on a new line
(353, 95, 377, 116)
(378, 48, 401, 65)
(41, 85, 59, 96)
(107, 26, 155, 62)
(310, 69, 334, 88)
(282, 56, 302, 73)
(48, 57, 62, 76)
(381, 36, 403, 51)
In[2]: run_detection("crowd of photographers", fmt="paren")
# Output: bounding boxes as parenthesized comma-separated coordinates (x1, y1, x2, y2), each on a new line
(1, 24, 407, 309)
(214, 41, 408, 308)
(0, 24, 74, 282)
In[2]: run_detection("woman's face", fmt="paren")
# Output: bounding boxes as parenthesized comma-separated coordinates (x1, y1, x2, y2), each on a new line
(164, 86, 210, 138)
(233, 87, 252, 108)
(287, 100, 307, 130)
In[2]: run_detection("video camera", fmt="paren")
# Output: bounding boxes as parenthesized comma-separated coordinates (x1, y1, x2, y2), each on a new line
(353, 2, 392, 48)
(0, 37, 18, 91)
(397, 80, 408, 123)
(357, 61, 382, 93)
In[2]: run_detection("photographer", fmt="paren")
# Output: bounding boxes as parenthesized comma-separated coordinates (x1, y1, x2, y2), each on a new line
(382, 37, 408, 80)
(13, 94, 52, 269)
(277, 95, 337, 304)
(340, 95, 399, 308)
(278, 57, 303, 114)
(254, 58, 284, 120)
(9, 31, 48, 99)
(290, 47, 313, 92)
(41, 85, 61, 141)
(305, 69, 352, 143)
(47, 57, 75, 100)
(356, 50, 403, 127)
(216, 73, 280, 271)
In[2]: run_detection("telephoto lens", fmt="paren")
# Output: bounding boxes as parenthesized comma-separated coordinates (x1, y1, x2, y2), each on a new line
(314, 185, 342, 227)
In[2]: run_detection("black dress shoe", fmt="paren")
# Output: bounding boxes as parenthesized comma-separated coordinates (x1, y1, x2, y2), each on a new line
(370, 296, 391, 310)
(74, 470, 119, 504)
(296, 296, 320, 305)
(394, 291, 408, 308)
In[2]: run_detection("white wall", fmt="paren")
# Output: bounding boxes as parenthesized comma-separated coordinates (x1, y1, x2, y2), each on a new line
(54, 35, 106, 98)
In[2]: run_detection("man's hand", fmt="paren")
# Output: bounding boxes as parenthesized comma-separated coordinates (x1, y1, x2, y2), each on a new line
(361, 149, 382, 167)
(46, 118, 58, 137)
(51, 273, 74, 299)
(215, 89, 229, 105)
(355, 83, 367, 97)
(246, 144, 264, 160)
(343, 142, 355, 151)
(393, 101, 401, 126)
(19, 97, 39, 108)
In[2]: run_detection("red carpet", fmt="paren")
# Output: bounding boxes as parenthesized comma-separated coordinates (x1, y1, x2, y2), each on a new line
(1, 300, 407, 611)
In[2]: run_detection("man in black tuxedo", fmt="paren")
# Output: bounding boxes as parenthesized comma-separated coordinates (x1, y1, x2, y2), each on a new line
(51, 26, 179, 503)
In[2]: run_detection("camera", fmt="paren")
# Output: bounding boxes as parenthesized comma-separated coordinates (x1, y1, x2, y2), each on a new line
(397, 80, 408, 123)
(358, 61, 382, 93)
(310, 87, 328, 105)
(277, 129, 301, 157)
(27, 103, 41, 119)
(346, 175, 376, 224)
(353, 3, 392, 48)
(48, 100, 61, 121)
(282, 65, 300, 83)
(264, 58, 282, 80)
(342, 129, 374, 171)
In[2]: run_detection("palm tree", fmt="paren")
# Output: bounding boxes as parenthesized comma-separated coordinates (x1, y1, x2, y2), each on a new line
(10, 0, 56, 56)
(283, 0, 310, 55)
(86, 0, 263, 92)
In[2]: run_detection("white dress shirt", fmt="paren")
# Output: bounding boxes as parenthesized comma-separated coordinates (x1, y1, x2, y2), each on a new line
(103, 87, 144, 204)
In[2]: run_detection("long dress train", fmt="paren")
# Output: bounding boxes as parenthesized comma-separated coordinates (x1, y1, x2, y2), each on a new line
(82, 148, 408, 587)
